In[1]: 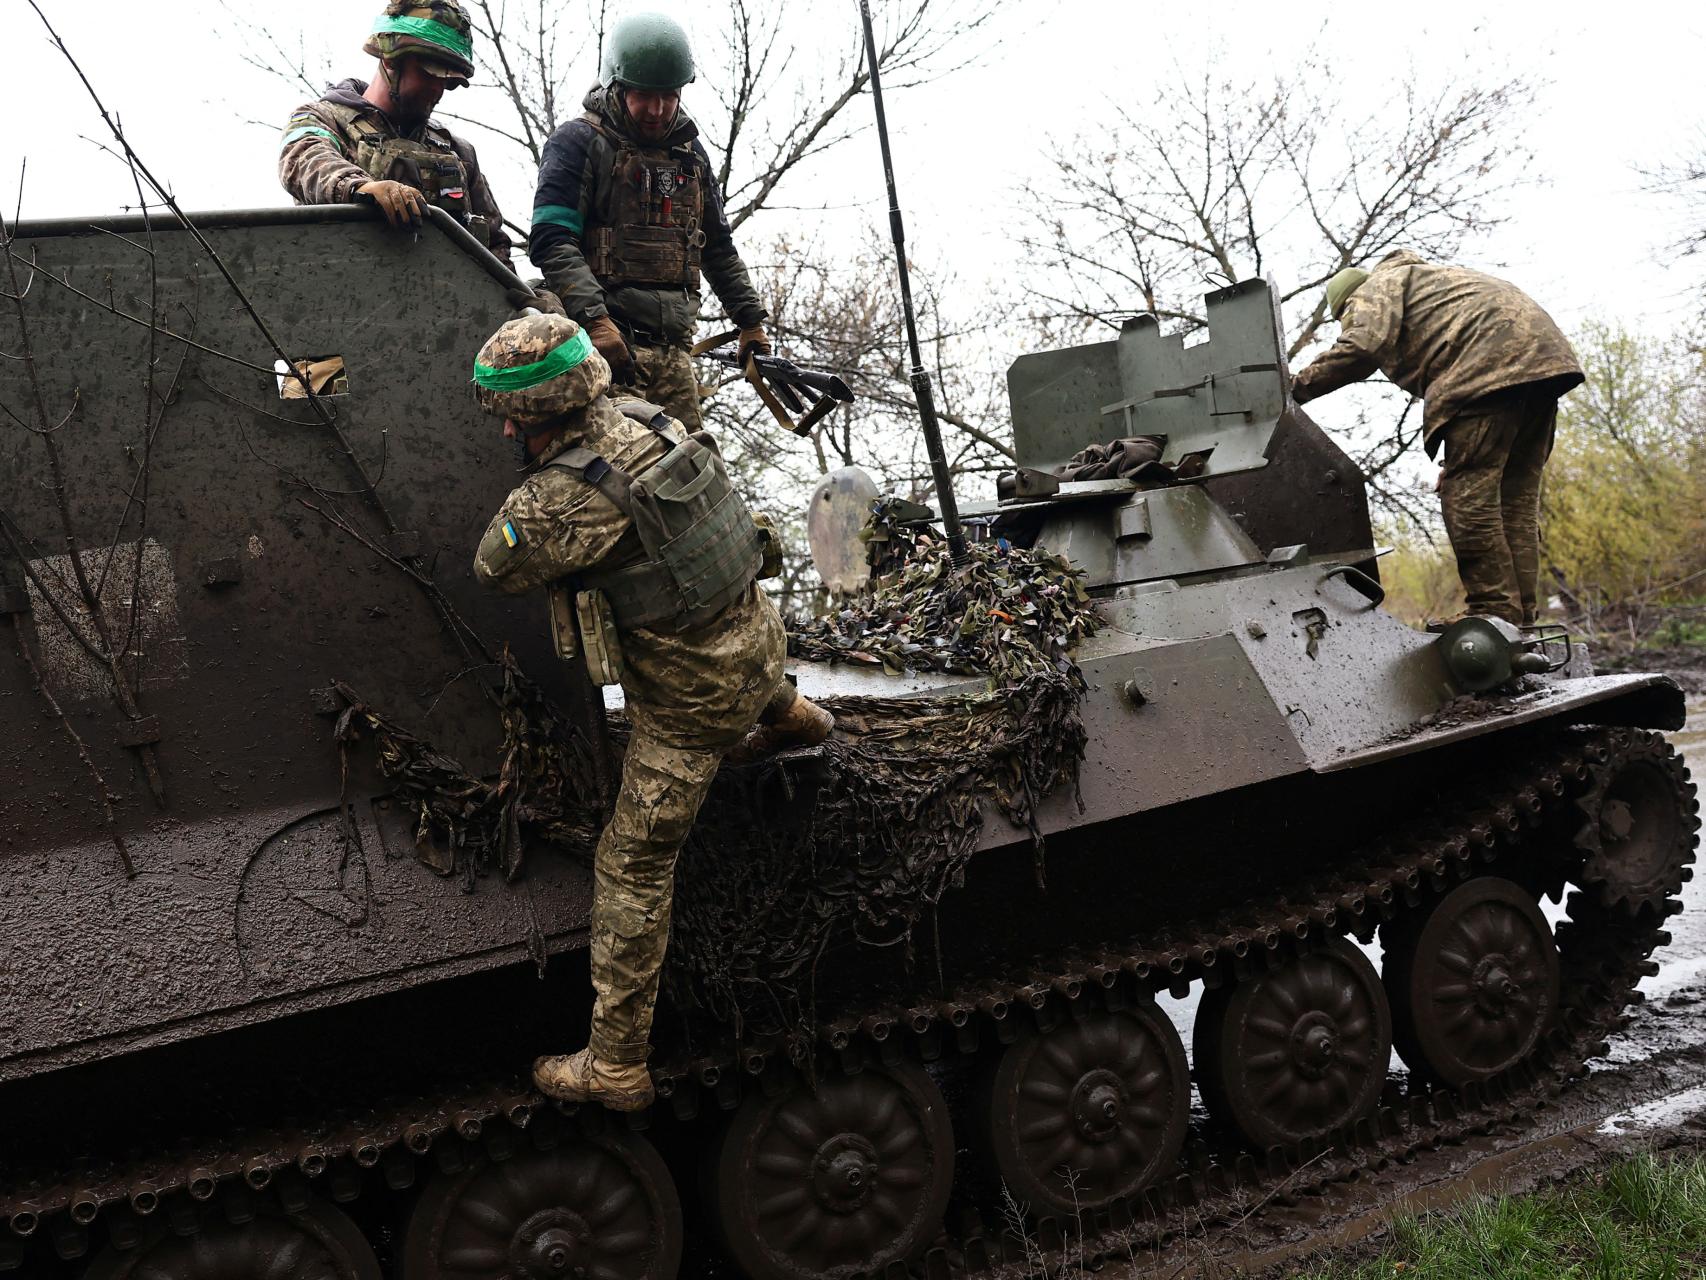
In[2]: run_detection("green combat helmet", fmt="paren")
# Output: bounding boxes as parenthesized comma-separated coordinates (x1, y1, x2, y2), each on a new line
(601, 12, 696, 90)
(472, 315, 613, 422)
(364, 1, 477, 82)
(1325, 266, 1370, 320)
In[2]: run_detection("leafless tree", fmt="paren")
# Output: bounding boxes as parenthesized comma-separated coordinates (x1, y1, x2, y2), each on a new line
(218, 0, 1011, 586)
(702, 229, 1014, 605)
(1019, 59, 1536, 522)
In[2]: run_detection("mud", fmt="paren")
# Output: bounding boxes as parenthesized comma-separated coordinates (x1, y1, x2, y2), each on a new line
(1601, 646, 1706, 698)
(1104, 696, 1706, 1279)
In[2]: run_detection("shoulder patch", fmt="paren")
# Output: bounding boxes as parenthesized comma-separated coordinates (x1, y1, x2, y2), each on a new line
(475, 513, 530, 580)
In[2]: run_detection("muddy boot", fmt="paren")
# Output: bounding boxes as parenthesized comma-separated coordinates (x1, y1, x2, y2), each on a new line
(531, 1049, 655, 1112)
(1424, 612, 1473, 634)
(727, 685, 835, 763)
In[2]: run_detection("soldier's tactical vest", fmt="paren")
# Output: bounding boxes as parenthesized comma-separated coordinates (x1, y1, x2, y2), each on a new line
(548, 402, 761, 632)
(320, 103, 487, 238)
(580, 114, 707, 290)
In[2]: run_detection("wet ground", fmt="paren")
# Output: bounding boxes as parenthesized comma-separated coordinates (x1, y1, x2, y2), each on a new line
(1117, 693, 1706, 1278)
(683, 688, 1706, 1277)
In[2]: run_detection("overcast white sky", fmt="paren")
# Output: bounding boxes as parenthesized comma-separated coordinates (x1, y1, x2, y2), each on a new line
(4, 0, 1703, 338)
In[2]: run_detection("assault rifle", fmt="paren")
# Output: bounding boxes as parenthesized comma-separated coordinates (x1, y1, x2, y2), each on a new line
(692, 329, 855, 436)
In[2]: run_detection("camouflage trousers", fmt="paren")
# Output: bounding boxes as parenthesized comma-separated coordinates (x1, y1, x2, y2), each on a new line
(612, 342, 704, 431)
(586, 727, 723, 1064)
(1438, 390, 1558, 625)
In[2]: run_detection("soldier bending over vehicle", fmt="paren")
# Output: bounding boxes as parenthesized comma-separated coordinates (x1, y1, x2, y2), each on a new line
(279, 1, 513, 262)
(1292, 252, 1584, 626)
(470, 314, 831, 1110)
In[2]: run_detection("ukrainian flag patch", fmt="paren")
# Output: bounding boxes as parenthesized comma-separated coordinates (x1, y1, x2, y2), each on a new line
(502, 521, 520, 548)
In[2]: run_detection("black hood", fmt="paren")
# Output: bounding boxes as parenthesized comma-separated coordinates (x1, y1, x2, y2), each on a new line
(321, 77, 436, 138)
(582, 82, 698, 148)
(322, 78, 372, 111)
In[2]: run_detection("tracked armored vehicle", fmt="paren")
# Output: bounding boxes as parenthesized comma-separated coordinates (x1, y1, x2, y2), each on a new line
(0, 206, 1696, 1280)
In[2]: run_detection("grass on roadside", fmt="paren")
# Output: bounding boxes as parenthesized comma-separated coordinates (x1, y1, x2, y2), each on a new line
(1288, 1152, 1706, 1279)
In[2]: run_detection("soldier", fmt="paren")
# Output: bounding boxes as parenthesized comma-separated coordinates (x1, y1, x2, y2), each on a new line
(528, 12, 769, 428)
(279, 1, 513, 262)
(470, 314, 832, 1110)
(1292, 251, 1584, 626)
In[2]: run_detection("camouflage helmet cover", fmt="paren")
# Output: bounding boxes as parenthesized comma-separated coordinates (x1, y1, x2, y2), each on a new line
(472, 314, 612, 422)
(602, 12, 696, 90)
(364, 1, 477, 81)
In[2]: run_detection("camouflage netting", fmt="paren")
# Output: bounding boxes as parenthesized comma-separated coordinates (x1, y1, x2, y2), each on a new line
(334, 529, 1100, 1050)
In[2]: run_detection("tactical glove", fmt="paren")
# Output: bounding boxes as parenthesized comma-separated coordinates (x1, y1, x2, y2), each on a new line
(737, 323, 772, 367)
(356, 180, 427, 229)
(585, 315, 635, 382)
(504, 285, 567, 317)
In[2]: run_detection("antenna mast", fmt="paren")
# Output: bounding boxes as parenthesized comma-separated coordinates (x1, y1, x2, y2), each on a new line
(857, 0, 968, 565)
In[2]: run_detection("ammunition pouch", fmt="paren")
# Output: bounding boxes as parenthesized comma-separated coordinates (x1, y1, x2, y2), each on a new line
(546, 583, 579, 660)
(575, 589, 626, 686)
(328, 104, 476, 226)
(545, 402, 762, 633)
(359, 138, 471, 223)
(751, 510, 783, 581)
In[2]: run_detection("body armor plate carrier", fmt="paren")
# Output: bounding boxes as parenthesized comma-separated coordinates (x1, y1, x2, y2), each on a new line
(547, 402, 762, 632)
(321, 102, 484, 236)
(581, 115, 706, 289)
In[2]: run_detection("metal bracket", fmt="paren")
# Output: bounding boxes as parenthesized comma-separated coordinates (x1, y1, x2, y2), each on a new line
(1115, 497, 1152, 542)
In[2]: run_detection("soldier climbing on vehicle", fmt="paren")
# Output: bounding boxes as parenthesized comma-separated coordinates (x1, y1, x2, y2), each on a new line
(528, 12, 770, 428)
(1291, 251, 1584, 626)
(278, 1, 519, 266)
(469, 313, 832, 1111)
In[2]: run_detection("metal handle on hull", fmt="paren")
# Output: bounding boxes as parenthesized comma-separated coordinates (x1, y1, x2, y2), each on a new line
(1317, 563, 1385, 608)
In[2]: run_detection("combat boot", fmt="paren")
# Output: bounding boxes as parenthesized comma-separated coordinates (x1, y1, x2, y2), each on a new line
(532, 1049, 655, 1112)
(727, 687, 835, 762)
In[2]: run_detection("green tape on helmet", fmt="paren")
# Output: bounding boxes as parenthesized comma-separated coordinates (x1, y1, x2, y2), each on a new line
(472, 328, 595, 392)
(371, 14, 474, 60)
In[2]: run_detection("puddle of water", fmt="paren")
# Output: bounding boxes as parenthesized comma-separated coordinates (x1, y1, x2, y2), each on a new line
(1597, 1080, 1706, 1135)
(1644, 696, 1706, 997)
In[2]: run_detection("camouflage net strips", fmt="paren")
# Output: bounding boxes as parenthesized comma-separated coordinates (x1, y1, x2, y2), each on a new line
(333, 534, 1100, 1048)
(791, 518, 1100, 681)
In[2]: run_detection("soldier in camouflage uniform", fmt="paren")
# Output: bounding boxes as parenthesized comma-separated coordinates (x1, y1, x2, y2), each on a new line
(1292, 251, 1584, 625)
(470, 314, 831, 1110)
(527, 13, 770, 429)
(279, 1, 512, 261)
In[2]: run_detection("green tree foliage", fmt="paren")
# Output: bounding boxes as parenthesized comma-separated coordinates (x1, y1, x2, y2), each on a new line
(1374, 522, 1462, 627)
(1542, 321, 1706, 638)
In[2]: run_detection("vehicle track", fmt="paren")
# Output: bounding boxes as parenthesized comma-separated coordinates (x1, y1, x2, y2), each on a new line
(2, 725, 1696, 1279)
